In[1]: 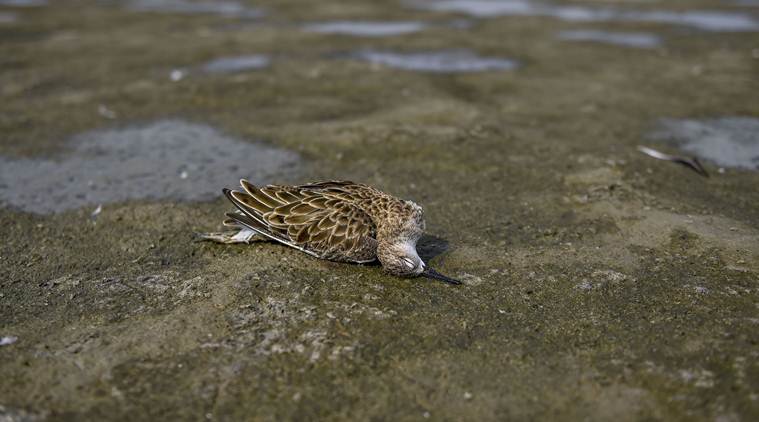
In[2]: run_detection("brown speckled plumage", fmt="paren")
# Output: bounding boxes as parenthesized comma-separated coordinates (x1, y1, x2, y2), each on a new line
(210, 179, 460, 284)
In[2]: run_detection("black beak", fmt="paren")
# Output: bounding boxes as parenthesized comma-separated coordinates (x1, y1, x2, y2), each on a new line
(421, 267, 462, 285)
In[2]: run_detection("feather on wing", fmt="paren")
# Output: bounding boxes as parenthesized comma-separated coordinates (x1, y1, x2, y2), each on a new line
(223, 180, 378, 263)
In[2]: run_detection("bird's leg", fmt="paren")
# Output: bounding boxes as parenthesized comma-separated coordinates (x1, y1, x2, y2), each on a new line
(194, 227, 263, 244)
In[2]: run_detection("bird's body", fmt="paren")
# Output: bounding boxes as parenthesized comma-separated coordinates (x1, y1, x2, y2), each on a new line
(202, 180, 460, 284)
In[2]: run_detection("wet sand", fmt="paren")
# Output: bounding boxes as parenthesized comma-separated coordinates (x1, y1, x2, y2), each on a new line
(1, 0, 758, 420)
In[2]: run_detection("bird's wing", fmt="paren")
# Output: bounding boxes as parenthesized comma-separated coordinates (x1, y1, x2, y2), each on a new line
(223, 180, 377, 262)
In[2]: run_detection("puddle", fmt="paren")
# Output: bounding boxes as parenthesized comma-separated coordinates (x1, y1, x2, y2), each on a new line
(200, 54, 270, 73)
(0, 120, 301, 214)
(0, 12, 17, 23)
(411, 0, 759, 31)
(649, 117, 759, 170)
(128, 0, 263, 18)
(169, 54, 270, 81)
(557, 30, 662, 48)
(0, 0, 46, 6)
(412, 0, 534, 17)
(303, 21, 427, 37)
(353, 49, 518, 72)
(633, 10, 759, 31)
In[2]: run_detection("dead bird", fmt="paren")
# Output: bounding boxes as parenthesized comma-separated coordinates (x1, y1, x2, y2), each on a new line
(199, 180, 461, 285)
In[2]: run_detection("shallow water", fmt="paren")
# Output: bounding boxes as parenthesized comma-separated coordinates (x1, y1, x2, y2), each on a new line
(201, 54, 270, 73)
(353, 49, 518, 72)
(650, 117, 759, 170)
(0, 120, 299, 213)
(557, 30, 662, 48)
(128, 0, 263, 18)
(303, 21, 427, 37)
(0, 0, 45, 6)
(412, 0, 759, 31)
(634, 10, 759, 31)
(0, 12, 16, 23)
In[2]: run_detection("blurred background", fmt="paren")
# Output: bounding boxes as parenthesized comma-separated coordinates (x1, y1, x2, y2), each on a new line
(1, 0, 758, 420)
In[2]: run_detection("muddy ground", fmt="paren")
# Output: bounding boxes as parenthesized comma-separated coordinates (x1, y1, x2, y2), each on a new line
(1, 0, 758, 420)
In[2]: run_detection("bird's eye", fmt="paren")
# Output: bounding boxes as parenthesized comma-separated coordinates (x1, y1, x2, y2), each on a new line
(401, 258, 415, 269)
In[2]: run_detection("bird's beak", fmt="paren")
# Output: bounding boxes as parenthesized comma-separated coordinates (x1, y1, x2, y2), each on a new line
(421, 267, 462, 285)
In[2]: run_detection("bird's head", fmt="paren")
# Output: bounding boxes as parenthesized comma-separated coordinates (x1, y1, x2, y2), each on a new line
(378, 241, 425, 277)
(377, 240, 461, 285)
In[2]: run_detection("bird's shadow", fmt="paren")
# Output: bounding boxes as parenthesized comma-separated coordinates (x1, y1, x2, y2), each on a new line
(354, 234, 449, 269)
(417, 234, 450, 263)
